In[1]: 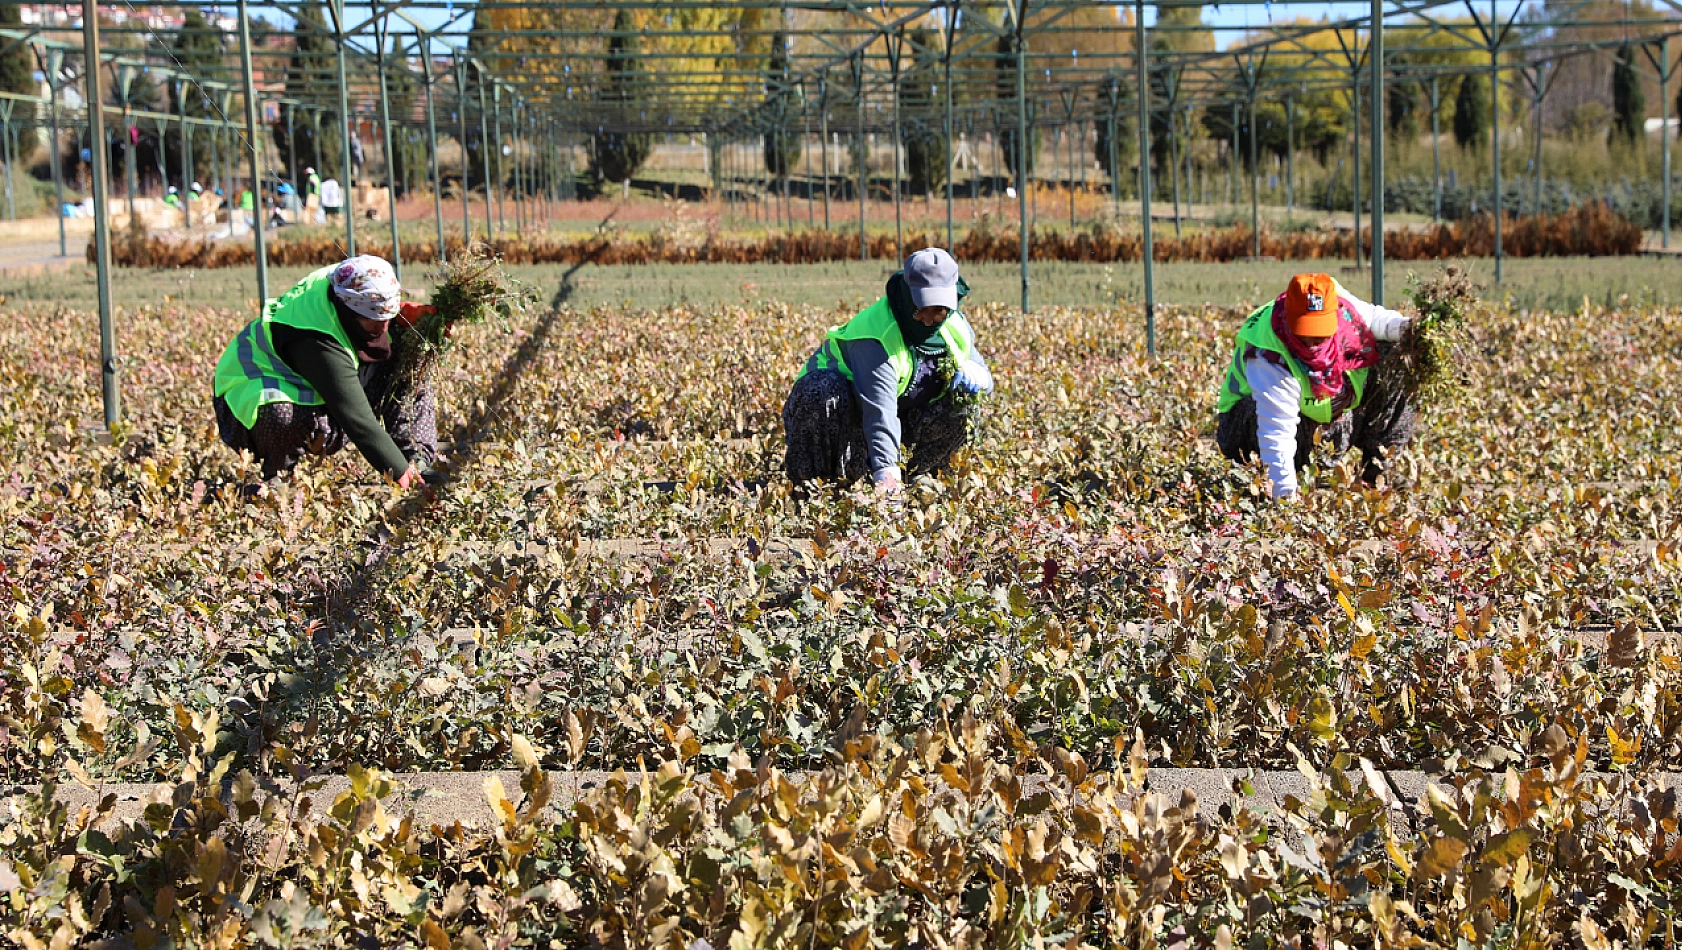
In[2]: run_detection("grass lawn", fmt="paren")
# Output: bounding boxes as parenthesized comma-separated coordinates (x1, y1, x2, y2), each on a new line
(12, 254, 1682, 314)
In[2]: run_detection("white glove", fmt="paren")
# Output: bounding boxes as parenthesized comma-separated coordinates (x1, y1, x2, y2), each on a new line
(950, 360, 994, 395)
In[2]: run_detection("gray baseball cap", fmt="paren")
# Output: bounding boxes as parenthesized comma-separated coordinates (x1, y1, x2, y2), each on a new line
(904, 247, 961, 311)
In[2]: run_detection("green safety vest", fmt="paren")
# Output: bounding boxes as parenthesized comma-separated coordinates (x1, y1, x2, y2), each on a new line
(1216, 297, 1369, 424)
(213, 265, 357, 429)
(308, 174, 321, 196)
(801, 297, 976, 397)
(239, 191, 255, 211)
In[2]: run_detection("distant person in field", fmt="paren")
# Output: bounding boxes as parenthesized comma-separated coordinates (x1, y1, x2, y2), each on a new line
(306, 167, 323, 223)
(1216, 272, 1415, 499)
(320, 176, 343, 221)
(783, 247, 993, 493)
(212, 255, 437, 488)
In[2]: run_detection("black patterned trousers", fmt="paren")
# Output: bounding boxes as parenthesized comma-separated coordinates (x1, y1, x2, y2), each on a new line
(1216, 345, 1417, 486)
(782, 368, 976, 485)
(214, 353, 437, 481)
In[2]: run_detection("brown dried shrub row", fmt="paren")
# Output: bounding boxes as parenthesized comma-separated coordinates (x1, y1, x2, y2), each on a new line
(101, 202, 1644, 269)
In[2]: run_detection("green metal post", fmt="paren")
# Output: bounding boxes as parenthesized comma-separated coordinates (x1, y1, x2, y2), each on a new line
(374, 16, 400, 276)
(1370, 0, 1384, 306)
(1106, 76, 1120, 212)
(49, 50, 67, 255)
(456, 53, 471, 241)
(1352, 74, 1362, 268)
(944, 4, 955, 248)
(820, 78, 830, 230)
(1136, 0, 1154, 356)
(1662, 41, 1671, 249)
(331, 0, 356, 254)
(120, 71, 135, 221)
(1431, 77, 1441, 222)
(421, 33, 445, 261)
(237, 0, 269, 302)
(285, 104, 297, 221)
(1249, 90, 1260, 258)
(1286, 94, 1295, 215)
(1491, 0, 1502, 284)
(856, 54, 867, 261)
(83, 0, 118, 425)
(889, 29, 903, 260)
(1014, 16, 1029, 313)
(492, 85, 506, 236)
(478, 66, 493, 240)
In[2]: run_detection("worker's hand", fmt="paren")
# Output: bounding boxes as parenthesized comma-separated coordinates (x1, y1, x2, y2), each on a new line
(1399, 318, 1415, 345)
(396, 465, 424, 490)
(949, 360, 994, 395)
(873, 468, 903, 497)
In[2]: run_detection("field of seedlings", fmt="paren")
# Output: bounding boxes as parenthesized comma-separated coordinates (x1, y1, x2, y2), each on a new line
(3, 274, 1681, 947)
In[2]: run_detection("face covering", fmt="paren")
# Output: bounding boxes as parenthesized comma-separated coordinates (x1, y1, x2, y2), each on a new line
(1270, 294, 1378, 404)
(886, 270, 970, 353)
(331, 287, 393, 362)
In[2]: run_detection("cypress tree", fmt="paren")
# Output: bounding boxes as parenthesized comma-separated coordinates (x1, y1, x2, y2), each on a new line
(1453, 73, 1488, 150)
(164, 10, 223, 184)
(589, 9, 653, 186)
(901, 28, 947, 195)
(0, 4, 39, 152)
(1093, 74, 1134, 180)
(272, 4, 338, 184)
(761, 31, 802, 181)
(995, 34, 1038, 181)
(1611, 44, 1645, 145)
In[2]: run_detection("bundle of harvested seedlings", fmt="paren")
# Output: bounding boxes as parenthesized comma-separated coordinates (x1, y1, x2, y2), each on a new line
(1397, 265, 1479, 406)
(391, 245, 531, 393)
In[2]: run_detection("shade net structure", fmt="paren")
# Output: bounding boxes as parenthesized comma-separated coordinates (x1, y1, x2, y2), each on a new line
(7, 0, 1682, 421)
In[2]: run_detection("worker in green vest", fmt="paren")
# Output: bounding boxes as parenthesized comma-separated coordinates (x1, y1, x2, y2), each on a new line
(163, 186, 182, 210)
(1216, 272, 1415, 499)
(783, 248, 993, 492)
(212, 255, 436, 487)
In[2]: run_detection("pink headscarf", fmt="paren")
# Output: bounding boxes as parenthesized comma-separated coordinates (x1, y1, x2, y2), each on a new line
(329, 255, 401, 322)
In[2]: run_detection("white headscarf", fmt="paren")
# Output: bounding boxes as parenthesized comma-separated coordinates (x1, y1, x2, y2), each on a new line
(329, 255, 402, 321)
